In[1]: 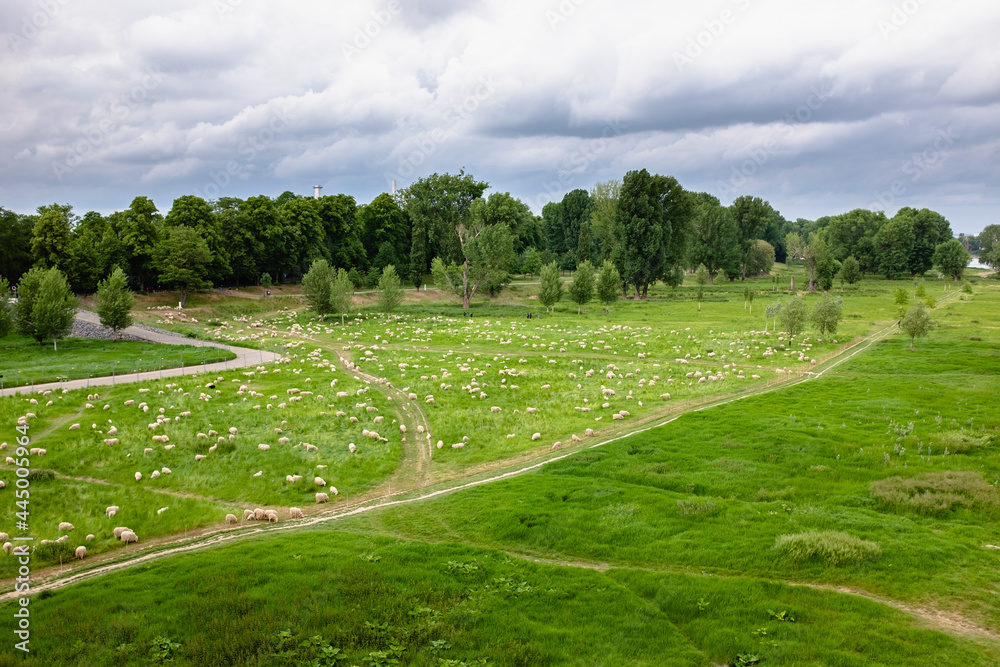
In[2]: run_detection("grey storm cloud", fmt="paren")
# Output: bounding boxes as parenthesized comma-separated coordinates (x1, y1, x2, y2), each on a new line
(0, 0, 998, 233)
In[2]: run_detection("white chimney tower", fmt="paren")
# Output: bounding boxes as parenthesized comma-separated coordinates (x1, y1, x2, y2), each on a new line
(313, 185, 322, 199)
(392, 179, 396, 196)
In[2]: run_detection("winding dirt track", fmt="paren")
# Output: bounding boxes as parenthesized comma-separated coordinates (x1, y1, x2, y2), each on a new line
(5, 291, 992, 644)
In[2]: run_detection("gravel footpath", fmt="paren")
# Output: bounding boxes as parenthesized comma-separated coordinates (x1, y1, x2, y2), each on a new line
(68, 317, 146, 342)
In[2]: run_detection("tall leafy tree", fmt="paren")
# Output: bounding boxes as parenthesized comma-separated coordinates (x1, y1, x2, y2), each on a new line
(893, 207, 952, 276)
(471, 192, 538, 254)
(316, 194, 366, 270)
(840, 256, 861, 285)
(279, 197, 326, 278)
(568, 261, 595, 314)
(152, 226, 212, 307)
(302, 259, 335, 317)
(216, 197, 263, 287)
(69, 211, 109, 294)
(117, 196, 161, 290)
(431, 222, 516, 308)
(729, 195, 773, 281)
(0, 277, 13, 338)
(0, 207, 34, 285)
(358, 193, 411, 270)
(541, 201, 565, 257)
(165, 195, 231, 283)
(95, 267, 133, 340)
(589, 179, 621, 262)
(810, 293, 843, 340)
(688, 192, 739, 284)
(31, 204, 76, 277)
(558, 189, 593, 267)
(595, 260, 621, 314)
(874, 215, 915, 279)
(329, 268, 354, 325)
(976, 224, 1000, 270)
(16, 267, 76, 349)
(932, 239, 970, 281)
(612, 169, 662, 298)
(376, 265, 404, 316)
(538, 261, 563, 314)
(657, 176, 694, 288)
(827, 209, 886, 273)
(401, 170, 488, 286)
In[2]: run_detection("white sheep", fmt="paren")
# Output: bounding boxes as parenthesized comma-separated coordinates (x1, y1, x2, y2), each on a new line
(264, 510, 278, 522)
(225, 514, 238, 524)
(113, 526, 130, 539)
(253, 508, 265, 520)
(348, 443, 356, 453)
(161, 467, 172, 474)
(105, 506, 120, 517)
(417, 425, 425, 434)
(156, 507, 168, 515)
(69, 423, 80, 430)
(243, 509, 254, 520)
(86, 534, 94, 541)
(253, 471, 262, 477)
(258, 444, 270, 451)
(75, 546, 87, 559)
(0, 532, 8, 542)
(151, 471, 161, 479)
(315, 492, 330, 503)
(314, 476, 326, 486)
(304, 443, 318, 452)
(1, 542, 11, 554)
(289, 507, 304, 519)
(57, 535, 69, 544)
(229, 427, 238, 435)
(134, 472, 142, 482)
(399, 424, 407, 433)
(120, 530, 138, 543)
(208, 444, 218, 454)
(531, 433, 541, 441)
(195, 455, 206, 461)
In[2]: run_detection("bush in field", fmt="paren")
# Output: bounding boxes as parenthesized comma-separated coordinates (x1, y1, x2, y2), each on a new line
(839, 256, 861, 285)
(568, 261, 595, 314)
(96, 267, 134, 339)
(376, 265, 404, 315)
(779, 296, 807, 338)
(302, 259, 335, 317)
(870, 471, 999, 515)
(538, 261, 562, 313)
(900, 303, 933, 350)
(810, 293, 843, 340)
(595, 260, 621, 314)
(774, 531, 881, 566)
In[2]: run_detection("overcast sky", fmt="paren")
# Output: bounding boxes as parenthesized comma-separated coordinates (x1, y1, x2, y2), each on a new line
(2, 0, 998, 234)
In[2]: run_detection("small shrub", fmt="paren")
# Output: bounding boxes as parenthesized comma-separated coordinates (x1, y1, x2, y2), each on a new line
(870, 471, 999, 514)
(677, 500, 719, 517)
(961, 282, 973, 294)
(774, 531, 881, 565)
(934, 429, 991, 454)
(150, 636, 180, 664)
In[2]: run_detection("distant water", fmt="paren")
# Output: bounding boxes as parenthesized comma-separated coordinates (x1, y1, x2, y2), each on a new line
(969, 256, 989, 269)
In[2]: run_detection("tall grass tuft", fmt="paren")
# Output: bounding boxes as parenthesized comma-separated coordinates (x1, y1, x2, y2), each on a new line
(774, 531, 882, 566)
(870, 471, 999, 514)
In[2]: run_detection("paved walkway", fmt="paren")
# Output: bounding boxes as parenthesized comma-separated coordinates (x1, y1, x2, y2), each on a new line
(0, 311, 281, 397)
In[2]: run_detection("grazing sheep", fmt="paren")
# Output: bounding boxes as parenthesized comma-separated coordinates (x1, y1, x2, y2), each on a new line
(143, 447, 152, 454)
(113, 527, 130, 539)
(69, 423, 80, 430)
(106, 505, 120, 516)
(531, 433, 541, 441)
(289, 507, 304, 519)
(156, 507, 168, 515)
(229, 427, 238, 435)
(208, 444, 218, 454)
(526, 407, 537, 414)
(436, 441, 443, 449)
(373, 415, 384, 423)
(572, 434, 581, 442)
(613, 414, 624, 420)
(225, 514, 238, 524)
(253, 471, 262, 477)
(120, 530, 138, 543)
(264, 510, 278, 522)
(253, 508, 265, 520)
(304, 443, 318, 452)
(161, 467, 171, 474)
(151, 471, 161, 479)
(197, 433, 208, 439)
(399, 425, 407, 433)
(134, 472, 142, 482)
(123, 400, 134, 406)
(329, 486, 338, 496)
(291, 474, 303, 483)
(585, 428, 595, 436)
(75, 546, 87, 559)
(2, 542, 11, 554)
(56, 535, 69, 544)
(243, 509, 254, 520)
(86, 534, 94, 541)
(258, 444, 270, 451)
(417, 425, 424, 434)
(164, 444, 175, 451)
(348, 443, 356, 453)
(314, 477, 326, 486)
(195, 455, 206, 461)
(315, 492, 330, 503)
(208, 429, 218, 436)
(0, 532, 7, 542)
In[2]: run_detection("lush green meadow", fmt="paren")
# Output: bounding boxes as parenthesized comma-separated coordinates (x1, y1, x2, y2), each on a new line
(0, 334, 236, 388)
(0, 530, 991, 667)
(0, 268, 997, 665)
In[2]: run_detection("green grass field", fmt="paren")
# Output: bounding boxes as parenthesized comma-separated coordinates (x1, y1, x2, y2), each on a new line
(0, 334, 237, 388)
(1, 268, 997, 665)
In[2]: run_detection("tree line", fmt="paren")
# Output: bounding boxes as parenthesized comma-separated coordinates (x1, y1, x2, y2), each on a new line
(2, 169, 992, 305)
